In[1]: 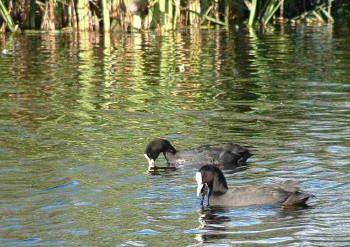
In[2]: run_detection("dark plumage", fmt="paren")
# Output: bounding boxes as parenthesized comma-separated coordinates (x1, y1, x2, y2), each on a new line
(196, 165, 313, 208)
(144, 138, 252, 170)
(127, 0, 148, 17)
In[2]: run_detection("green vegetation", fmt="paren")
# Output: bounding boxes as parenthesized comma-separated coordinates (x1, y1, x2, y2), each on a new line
(0, 0, 17, 32)
(0, 0, 349, 32)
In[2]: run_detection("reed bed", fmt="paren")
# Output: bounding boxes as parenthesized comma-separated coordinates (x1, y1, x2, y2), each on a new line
(0, 0, 345, 33)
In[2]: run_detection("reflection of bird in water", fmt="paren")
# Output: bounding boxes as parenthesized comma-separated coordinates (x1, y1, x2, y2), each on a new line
(196, 165, 313, 208)
(196, 208, 232, 244)
(198, 208, 232, 230)
(195, 206, 310, 245)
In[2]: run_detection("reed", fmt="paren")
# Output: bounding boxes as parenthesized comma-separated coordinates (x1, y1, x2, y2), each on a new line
(102, 0, 111, 31)
(77, 0, 92, 31)
(29, 0, 36, 29)
(247, 0, 280, 26)
(188, 0, 195, 26)
(260, 0, 281, 26)
(291, 4, 334, 24)
(40, 0, 56, 31)
(224, 0, 229, 25)
(0, 0, 343, 33)
(153, 0, 174, 30)
(248, 0, 258, 26)
(68, 0, 78, 30)
(0, 0, 18, 32)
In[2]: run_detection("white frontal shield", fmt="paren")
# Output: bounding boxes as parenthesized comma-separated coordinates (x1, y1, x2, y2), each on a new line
(195, 172, 204, 197)
(144, 154, 155, 169)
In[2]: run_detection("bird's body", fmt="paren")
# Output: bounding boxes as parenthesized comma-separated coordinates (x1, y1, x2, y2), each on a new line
(208, 182, 311, 207)
(196, 165, 313, 208)
(144, 139, 252, 171)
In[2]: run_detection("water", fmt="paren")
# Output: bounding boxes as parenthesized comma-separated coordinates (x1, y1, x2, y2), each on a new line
(0, 24, 349, 246)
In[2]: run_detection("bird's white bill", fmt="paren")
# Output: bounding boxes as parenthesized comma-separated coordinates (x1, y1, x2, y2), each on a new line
(195, 172, 203, 197)
(144, 154, 155, 169)
(197, 183, 204, 197)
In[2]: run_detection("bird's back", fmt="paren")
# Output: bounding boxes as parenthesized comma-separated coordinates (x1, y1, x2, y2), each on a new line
(209, 182, 312, 207)
(165, 143, 252, 169)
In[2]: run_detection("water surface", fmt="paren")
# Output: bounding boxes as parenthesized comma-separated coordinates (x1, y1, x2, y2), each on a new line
(0, 25, 350, 246)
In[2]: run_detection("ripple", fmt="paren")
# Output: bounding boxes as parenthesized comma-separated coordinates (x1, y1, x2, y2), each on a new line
(132, 229, 160, 236)
(70, 230, 89, 236)
(230, 219, 262, 227)
(43, 181, 80, 192)
(0, 224, 23, 231)
(122, 240, 147, 246)
(160, 215, 185, 219)
(9, 238, 41, 245)
(41, 201, 67, 211)
(0, 168, 20, 173)
(73, 201, 93, 206)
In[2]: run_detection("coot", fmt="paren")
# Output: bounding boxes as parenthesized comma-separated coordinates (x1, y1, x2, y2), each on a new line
(144, 139, 252, 170)
(196, 165, 313, 208)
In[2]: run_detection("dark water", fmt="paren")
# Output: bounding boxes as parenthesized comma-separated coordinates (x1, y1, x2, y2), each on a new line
(0, 25, 350, 246)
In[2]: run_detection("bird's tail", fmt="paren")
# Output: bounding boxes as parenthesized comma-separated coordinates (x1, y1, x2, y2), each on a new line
(282, 191, 314, 207)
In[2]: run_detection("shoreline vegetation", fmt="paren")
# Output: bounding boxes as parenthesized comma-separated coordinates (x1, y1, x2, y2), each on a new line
(0, 0, 349, 33)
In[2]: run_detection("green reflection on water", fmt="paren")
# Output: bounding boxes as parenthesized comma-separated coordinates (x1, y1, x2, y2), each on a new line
(0, 25, 350, 246)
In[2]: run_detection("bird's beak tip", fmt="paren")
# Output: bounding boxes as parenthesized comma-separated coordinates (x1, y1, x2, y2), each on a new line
(144, 154, 155, 170)
(197, 184, 204, 197)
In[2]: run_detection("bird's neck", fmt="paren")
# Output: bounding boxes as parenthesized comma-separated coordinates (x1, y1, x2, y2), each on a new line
(212, 173, 229, 195)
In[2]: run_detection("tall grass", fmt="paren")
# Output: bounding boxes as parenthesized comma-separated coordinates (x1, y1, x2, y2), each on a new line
(77, 0, 92, 31)
(0, 0, 18, 32)
(0, 0, 339, 33)
(260, 0, 281, 26)
(291, 3, 334, 24)
(248, 0, 258, 26)
(40, 0, 56, 31)
(102, 0, 111, 31)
